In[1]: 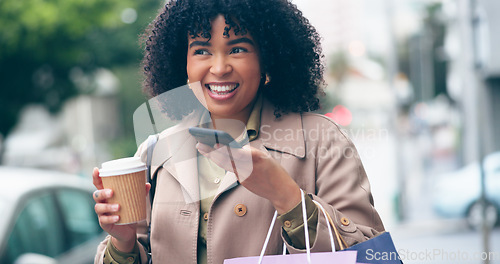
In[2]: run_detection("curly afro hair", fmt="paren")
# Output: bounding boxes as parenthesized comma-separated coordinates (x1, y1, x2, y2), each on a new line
(142, 0, 325, 119)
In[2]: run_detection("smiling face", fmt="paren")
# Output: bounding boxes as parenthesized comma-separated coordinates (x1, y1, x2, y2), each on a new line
(187, 15, 262, 123)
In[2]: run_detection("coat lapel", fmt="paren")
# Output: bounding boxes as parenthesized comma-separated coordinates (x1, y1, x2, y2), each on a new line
(162, 135, 200, 204)
(150, 113, 203, 204)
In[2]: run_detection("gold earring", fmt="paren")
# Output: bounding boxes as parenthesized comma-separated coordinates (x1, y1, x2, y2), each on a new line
(265, 74, 270, 85)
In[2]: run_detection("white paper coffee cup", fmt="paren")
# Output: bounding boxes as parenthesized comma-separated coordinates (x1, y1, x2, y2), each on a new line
(100, 157, 147, 224)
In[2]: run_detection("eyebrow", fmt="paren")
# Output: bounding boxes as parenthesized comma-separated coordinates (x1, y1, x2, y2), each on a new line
(189, 40, 210, 48)
(188, 37, 255, 48)
(227, 37, 255, 46)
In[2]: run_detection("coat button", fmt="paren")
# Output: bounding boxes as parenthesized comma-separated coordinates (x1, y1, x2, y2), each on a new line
(203, 212, 209, 221)
(126, 256, 135, 263)
(283, 220, 292, 228)
(234, 204, 247, 216)
(340, 217, 350, 226)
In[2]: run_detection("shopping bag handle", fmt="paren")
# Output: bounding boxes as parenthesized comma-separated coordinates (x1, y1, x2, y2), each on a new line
(300, 189, 312, 264)
(257, 190, 337, 264)
(311, 200, 348, 250)
(311, 200, 336, 252)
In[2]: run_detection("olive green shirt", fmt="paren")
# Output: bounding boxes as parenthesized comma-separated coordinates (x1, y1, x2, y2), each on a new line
(103, 95, 318, 264)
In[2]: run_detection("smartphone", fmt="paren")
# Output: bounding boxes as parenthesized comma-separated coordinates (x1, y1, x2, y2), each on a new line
(188, 127, 247, 148)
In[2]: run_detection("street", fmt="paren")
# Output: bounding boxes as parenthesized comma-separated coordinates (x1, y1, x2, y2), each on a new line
(393, 224, 500, 264)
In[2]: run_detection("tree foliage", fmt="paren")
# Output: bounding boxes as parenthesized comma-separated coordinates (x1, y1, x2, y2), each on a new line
(0, 0, 160, 137)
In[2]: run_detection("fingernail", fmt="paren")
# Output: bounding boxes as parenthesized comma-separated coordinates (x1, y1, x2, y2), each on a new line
(111, 204, 119, 211)
(105, 189, 112, 197)
(113, 215, 120, 222)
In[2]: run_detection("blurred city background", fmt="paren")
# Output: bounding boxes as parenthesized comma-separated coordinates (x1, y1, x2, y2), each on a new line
(0, 0, 499, 263)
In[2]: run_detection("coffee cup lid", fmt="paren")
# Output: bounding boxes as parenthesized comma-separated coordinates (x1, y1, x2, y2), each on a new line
(99, 157, 147, 177)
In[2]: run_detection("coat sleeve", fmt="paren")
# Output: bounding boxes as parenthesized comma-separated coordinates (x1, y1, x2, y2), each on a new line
(94, 232, 149, 264)
(284, 115, 385, 254)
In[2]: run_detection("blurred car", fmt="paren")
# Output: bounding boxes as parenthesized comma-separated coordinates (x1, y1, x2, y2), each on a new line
(0, 167, 105, 264)
(433, 151, 500, 230)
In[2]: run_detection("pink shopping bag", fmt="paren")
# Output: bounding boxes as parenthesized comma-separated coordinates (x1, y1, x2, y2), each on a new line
(224, 251, 357, 264)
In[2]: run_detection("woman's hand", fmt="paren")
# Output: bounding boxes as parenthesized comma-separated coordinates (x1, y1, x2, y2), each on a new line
(196, 143, 301, 214)
(92, 167, 150, 252)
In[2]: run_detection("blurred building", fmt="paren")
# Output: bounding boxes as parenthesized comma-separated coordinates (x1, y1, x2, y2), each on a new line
(293, 0, 364, 57)
(3, 69, 121, 176)
(444, 0, 500, 164)
(473, 0, 500, 152)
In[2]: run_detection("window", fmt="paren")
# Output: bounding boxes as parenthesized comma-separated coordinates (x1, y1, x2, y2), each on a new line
(55, 189, 101, 248)
(4, 192, 65, 263)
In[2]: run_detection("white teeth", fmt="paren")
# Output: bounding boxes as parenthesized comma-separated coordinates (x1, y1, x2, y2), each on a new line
(208, 84, 237, 93)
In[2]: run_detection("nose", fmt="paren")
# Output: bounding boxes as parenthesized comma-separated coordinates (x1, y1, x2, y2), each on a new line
(210, 55, 232, 77)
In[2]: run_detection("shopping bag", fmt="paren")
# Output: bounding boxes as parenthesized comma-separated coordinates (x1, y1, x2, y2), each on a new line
(223, 190, 358, 264)
(317, 203, 403, 264)
(342, 232, 402, 264)
(223, 251, 358, 264)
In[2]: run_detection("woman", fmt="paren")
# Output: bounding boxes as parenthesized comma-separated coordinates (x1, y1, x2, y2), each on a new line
(93, 0, 385, 263)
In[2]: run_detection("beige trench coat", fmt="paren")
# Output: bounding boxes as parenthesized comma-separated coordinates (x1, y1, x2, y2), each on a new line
(95, 99, 384, 264)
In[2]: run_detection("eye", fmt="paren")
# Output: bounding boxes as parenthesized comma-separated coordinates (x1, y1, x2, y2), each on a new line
(230, 47, 248, 54)
(194, 49, 210, 55)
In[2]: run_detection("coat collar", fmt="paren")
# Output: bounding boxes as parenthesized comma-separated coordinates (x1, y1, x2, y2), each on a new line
(259, 99, 306, 158)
